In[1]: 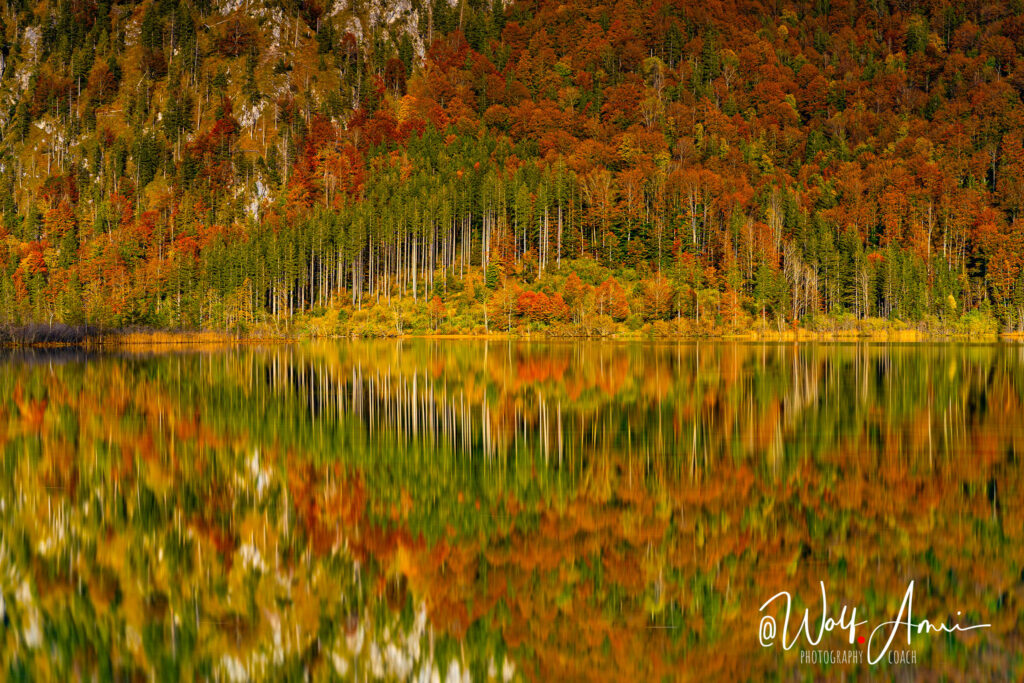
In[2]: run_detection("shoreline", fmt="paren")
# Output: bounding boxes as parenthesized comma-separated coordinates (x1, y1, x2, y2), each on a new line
(4, 325, 1024, 349)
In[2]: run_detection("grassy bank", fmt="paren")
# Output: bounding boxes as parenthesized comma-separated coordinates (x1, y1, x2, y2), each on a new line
(3, 316, 1019, 349)
(0, 323, 290, 349)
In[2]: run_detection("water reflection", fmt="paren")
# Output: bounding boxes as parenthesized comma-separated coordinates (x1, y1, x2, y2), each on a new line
(0, 341, 1021, 681)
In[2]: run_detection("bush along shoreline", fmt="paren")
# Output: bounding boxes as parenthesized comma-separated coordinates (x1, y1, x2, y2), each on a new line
(3, 260, 1011, 346)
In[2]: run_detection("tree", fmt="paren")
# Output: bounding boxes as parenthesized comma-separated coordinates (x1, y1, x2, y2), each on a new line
(427, 295, 446, 330)
(719, 288, 744, 332)
(594, 277, 629, 321)
(642, 272, 674, 320)
(485, 260, 502, 289)
(487, 279, 521, 331)
(562, 272, 591, 323)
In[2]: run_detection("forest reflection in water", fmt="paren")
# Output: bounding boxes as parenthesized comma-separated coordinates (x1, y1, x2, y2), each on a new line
(0, 340, 1021, 681)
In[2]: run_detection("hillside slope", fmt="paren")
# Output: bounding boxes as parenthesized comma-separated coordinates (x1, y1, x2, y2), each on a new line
(2, 0, 1024, 336)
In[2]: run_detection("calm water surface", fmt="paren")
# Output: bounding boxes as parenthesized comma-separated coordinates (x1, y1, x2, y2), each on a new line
(0, 341, 1021, 681)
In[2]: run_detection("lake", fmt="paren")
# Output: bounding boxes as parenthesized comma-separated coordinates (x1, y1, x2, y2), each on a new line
(0, 340, 1020, 681)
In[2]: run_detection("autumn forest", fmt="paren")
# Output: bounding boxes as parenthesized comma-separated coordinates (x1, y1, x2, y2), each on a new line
(5, 1, 1024, 680)
(3, 0, 1024, 337)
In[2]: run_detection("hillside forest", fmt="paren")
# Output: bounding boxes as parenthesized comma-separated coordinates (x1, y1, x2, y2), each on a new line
(3, 0, 1024, 336)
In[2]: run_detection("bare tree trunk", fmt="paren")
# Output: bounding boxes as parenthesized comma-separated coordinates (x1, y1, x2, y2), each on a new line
(557, 202, 563, 268)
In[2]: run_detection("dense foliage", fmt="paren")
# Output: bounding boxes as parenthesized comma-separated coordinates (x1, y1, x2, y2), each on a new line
(3, 0, 1024, 334)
